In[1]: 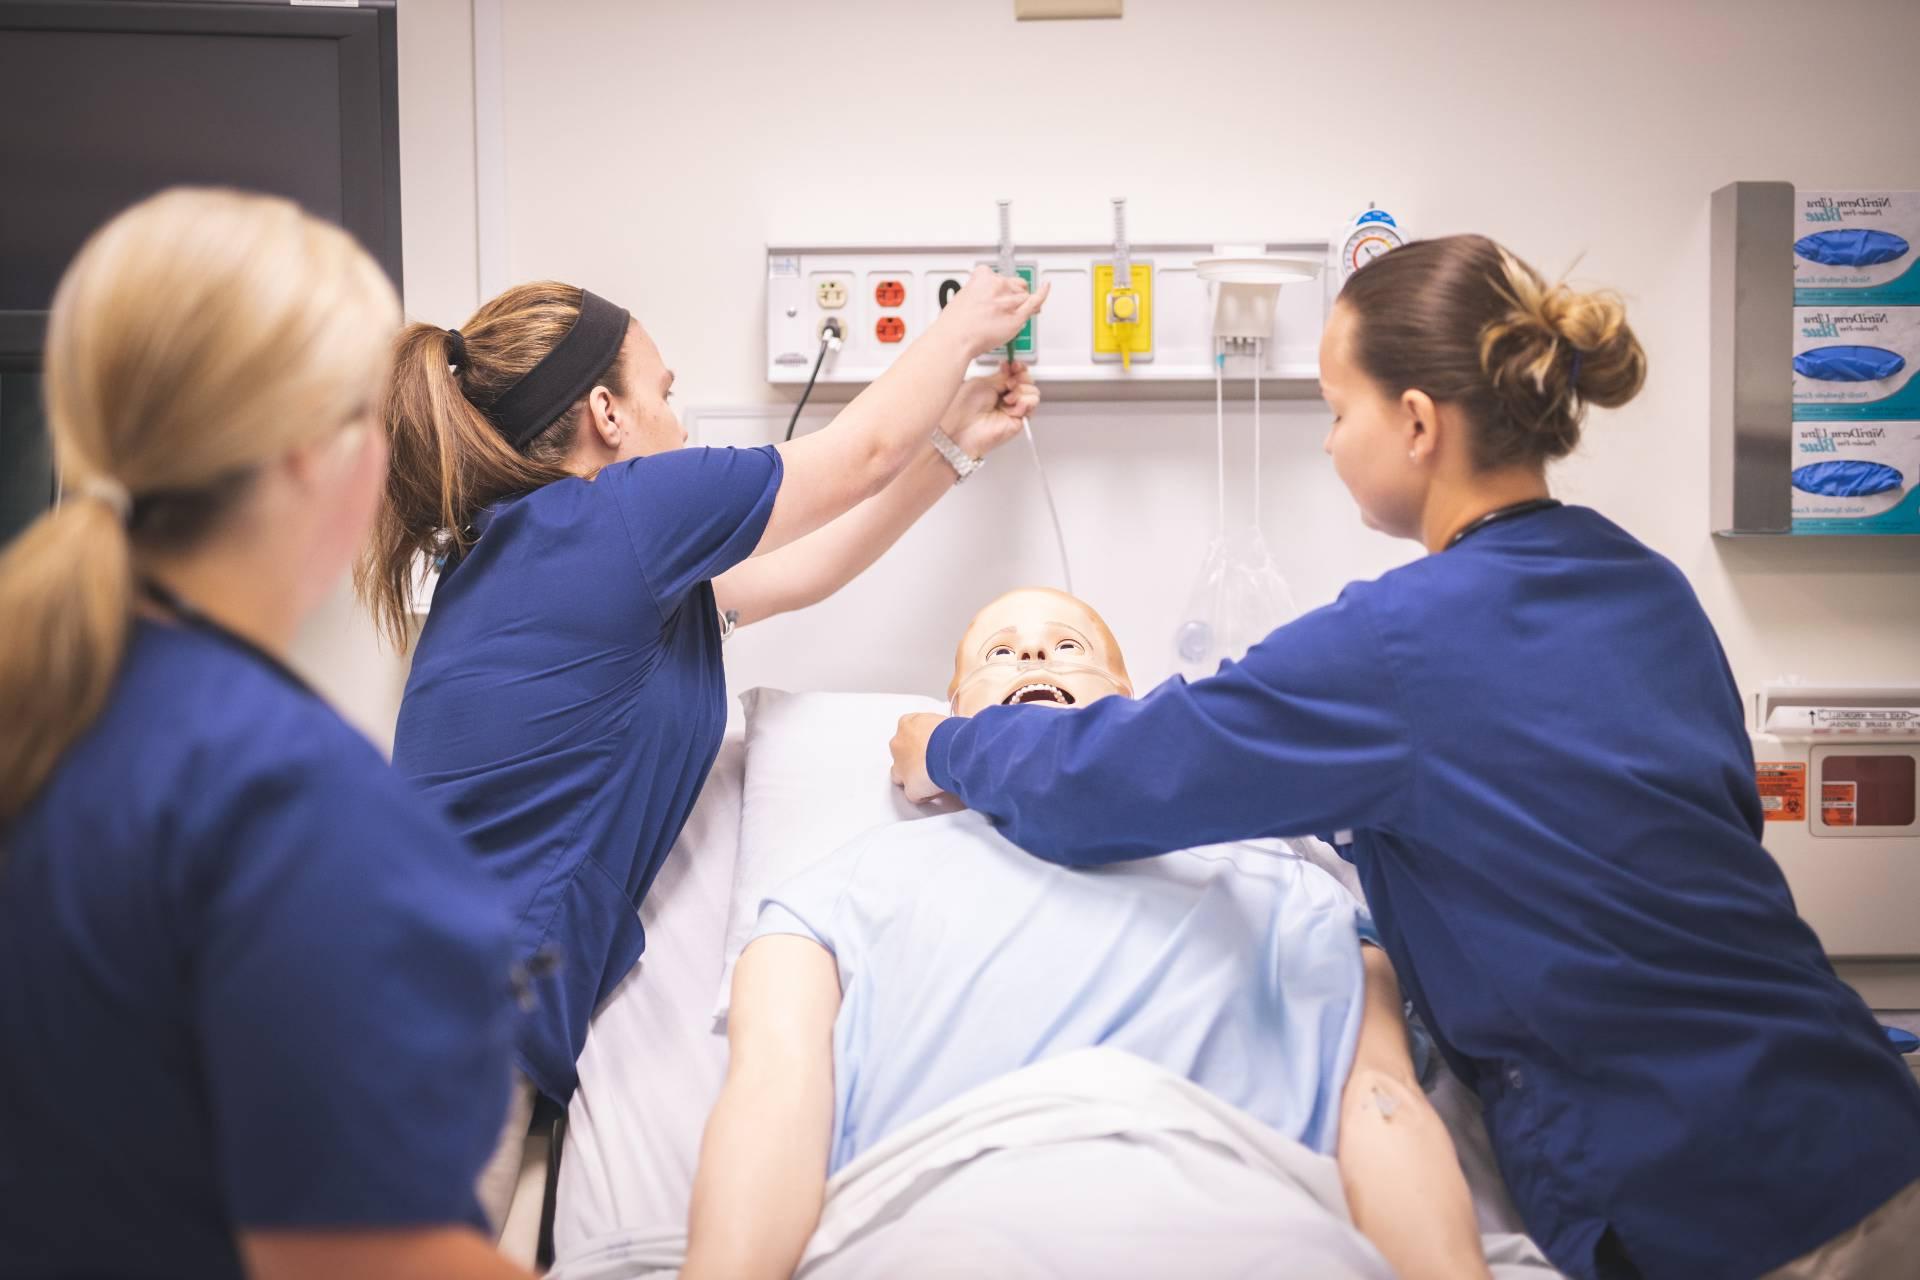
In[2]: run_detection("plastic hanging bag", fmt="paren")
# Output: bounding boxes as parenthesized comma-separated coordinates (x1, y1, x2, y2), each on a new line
(1174, 526, 1298, 680)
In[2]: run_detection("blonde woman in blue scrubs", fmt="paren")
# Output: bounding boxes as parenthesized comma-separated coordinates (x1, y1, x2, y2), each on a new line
(0, 190, 529, 1279)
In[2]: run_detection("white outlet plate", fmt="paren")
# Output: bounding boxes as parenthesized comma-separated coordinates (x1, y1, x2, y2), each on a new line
(767, 239, 1331, 390)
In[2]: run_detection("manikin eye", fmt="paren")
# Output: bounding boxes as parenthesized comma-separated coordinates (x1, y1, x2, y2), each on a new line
(987, 645, 1016, 661)
(1053, 639, 1083, 655)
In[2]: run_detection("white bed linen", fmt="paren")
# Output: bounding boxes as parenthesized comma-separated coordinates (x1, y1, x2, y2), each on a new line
(555, 717, 1536, 1269)
(552, 1049, 1558, 1280)
(553, 724, 742, 1260)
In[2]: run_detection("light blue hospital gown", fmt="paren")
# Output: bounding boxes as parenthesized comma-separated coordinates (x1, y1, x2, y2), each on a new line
(751, 810, 1380, 1176)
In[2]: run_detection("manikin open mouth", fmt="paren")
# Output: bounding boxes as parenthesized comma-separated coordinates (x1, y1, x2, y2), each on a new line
(1002, 680, 1077, 707)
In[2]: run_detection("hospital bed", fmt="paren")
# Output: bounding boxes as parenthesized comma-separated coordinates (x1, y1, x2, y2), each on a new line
(532, 707, 1547, 1276)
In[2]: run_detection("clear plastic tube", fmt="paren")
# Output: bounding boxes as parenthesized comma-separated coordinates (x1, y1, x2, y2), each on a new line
(1252, 337, 1262, 536)
(1214, 340, 1226, 535)
(1022, 416, 1073, 595)
(997, 200, 1015, 278)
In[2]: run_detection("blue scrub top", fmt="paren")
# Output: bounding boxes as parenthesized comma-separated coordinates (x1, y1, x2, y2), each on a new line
(928, 505, 1920, 1280)
(0, 621, 516, 1280)
(394, 446, 783, 1102)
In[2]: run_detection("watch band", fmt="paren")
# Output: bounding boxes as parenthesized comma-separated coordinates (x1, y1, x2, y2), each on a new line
(930, 427, 984, 483)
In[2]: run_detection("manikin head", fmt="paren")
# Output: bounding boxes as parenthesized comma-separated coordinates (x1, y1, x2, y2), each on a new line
(947, 587, 1134, 717)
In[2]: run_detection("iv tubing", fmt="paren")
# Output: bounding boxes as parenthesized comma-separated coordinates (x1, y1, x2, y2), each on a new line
(1021, 414, 1073, 596)
(1214, 340, 1227, 536)
(1252, 338, 1262, 536)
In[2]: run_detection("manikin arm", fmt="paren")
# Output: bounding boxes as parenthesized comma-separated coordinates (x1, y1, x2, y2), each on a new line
(1338, 945, 1491, 1280)
(682, 936, 842, 1280)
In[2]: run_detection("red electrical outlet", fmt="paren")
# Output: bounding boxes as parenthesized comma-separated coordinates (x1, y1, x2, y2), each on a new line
(874, 279, 906, 307)
(875, 316, 906, 343)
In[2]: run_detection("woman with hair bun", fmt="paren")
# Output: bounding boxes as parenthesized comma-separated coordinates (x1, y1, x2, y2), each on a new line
(892, 235, 1920, 1280)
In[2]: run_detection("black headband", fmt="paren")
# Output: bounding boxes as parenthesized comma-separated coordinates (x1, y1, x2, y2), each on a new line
(472, 290, 631, 450)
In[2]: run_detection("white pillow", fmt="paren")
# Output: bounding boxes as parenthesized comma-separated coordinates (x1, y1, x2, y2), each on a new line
(714, 688, 958, 1019)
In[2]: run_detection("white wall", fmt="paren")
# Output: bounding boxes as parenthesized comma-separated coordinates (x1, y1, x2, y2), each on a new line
(289, 0, 480, 749)
(313, 0, 1920, 740)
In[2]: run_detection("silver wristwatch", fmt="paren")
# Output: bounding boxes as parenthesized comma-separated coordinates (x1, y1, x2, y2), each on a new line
(930, 427, 984, 483)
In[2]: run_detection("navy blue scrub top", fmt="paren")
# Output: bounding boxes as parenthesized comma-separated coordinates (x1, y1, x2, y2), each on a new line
(393, 446, 783, 1102)
(928, 505, 1920, 1280)
(0, 621, 516, 1280)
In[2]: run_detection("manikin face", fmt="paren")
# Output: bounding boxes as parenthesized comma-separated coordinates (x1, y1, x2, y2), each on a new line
(947, 588, 1135, 717)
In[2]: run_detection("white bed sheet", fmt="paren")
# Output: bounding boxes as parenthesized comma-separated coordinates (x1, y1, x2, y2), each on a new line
(554, 723, 743, 1260)
(554, 720, 1533, 1266)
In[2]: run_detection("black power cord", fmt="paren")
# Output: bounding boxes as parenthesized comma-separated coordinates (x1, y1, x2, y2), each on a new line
(785, 318, 841, 441)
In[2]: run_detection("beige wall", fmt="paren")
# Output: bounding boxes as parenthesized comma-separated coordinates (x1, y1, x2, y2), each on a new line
(303, 0, 1920, 742)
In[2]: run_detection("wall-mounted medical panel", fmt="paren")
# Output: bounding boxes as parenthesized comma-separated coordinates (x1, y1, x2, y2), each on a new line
(766, 240, 1329, 388)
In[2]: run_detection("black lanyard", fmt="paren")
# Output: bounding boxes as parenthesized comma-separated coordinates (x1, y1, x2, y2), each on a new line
(1445, 498, 1563, 550)
(139, 578, 318, 698)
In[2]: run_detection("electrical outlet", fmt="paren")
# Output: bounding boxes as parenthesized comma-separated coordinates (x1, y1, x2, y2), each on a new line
(818, 316, 844, 344)
(875, 316, 906, 343)
(815, 277, 849, 310)
(874, 278, 906, 308)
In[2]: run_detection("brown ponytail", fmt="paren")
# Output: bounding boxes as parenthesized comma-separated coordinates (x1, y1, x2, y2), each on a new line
(0, 188, 399, 824)
(359, 282, 628, 649)
(1337, 234, 1648, 469)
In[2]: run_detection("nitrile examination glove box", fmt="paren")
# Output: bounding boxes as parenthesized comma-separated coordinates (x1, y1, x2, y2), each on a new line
(1794, 306, 1920, 419)
(1791, 420, 1920, 535)
(1795, 191, 1920, 306)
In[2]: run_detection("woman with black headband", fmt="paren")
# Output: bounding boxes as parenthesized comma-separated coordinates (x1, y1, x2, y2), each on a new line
(359, 268, 1044, 1167)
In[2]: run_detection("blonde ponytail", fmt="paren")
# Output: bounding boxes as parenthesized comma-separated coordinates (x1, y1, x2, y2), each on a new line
(359, 282, 626, 649)
(0, 187, 398, 825)
(0, 496, 133, 820)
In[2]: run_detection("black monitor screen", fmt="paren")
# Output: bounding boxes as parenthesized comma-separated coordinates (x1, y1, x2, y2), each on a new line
(0, 28, 346, 312)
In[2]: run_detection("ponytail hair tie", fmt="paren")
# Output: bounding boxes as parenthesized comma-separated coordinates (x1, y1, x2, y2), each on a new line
(1568, 346, 1584, 390)
(445, 328, 468, 372)
(71, 474, 132, 523)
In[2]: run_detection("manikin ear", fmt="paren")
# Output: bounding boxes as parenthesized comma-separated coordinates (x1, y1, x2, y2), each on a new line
(585, 384, 622, 449)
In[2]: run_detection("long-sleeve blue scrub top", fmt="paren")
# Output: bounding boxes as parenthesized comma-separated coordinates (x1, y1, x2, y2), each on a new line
(926, 504, 1920, 1280)
(0, 621, 516, 1279)
(393, 445, 783, 1102)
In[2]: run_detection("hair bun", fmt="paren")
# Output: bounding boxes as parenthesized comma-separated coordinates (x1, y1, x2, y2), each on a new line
(1337, 234, 1646, 471)
(1478, 252, 1647, 459)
